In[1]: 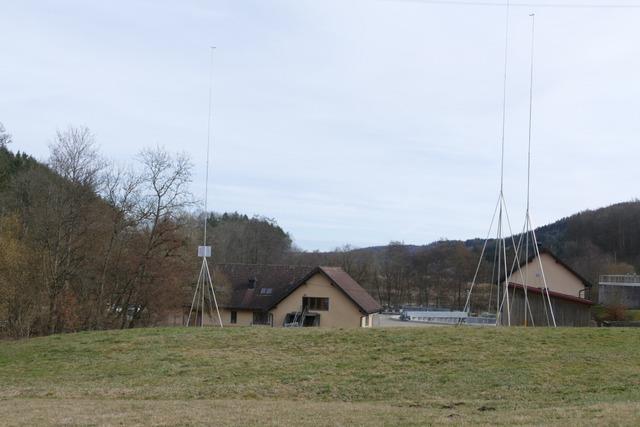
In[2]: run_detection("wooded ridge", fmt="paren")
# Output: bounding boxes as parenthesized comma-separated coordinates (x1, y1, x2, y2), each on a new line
(1, 123, 637, 337)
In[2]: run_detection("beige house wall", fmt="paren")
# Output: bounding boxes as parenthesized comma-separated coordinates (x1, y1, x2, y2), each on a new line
(216, 308, 253, 326)
(159, 273, 376, 328)
(195, 308, 254, 327)
(159, 308, 250, 327)
(507, 253, 586, 298)
(270, 273, 366, 328)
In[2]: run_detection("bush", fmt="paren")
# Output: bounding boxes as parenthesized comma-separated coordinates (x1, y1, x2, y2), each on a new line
(603, 304, 628, 321)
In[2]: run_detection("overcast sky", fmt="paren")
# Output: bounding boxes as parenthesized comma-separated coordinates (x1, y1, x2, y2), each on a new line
(2, 0, 640, 250)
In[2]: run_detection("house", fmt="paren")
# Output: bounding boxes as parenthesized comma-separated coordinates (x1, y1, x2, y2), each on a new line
(178, 264, 381, 328)
(502, 247, 594, 326)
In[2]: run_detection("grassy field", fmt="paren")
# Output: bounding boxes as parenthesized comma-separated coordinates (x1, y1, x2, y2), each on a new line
(1, 326, 640, 426)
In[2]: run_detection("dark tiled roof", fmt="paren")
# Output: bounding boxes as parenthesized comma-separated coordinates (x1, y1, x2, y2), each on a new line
(213, 264, 381, 315)
(214, 264, 311, 311)
(317, 267, 382, 314)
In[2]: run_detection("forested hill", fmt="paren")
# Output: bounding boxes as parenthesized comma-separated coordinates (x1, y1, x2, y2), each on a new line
(0, 127, 296, 338)
(329, 202, 640, 309)
(2, 121, 638, 335)
(530, 201, 640, 279)
(0, 146, 40, 188)
(460, 202, 640, 280)
(353, 201, 640, 287)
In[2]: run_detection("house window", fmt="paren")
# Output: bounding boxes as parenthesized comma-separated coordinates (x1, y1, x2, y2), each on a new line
(302, 297, 329, 311)
(253, 311, 270, 325)
(230, 311, 237, 324)
(259, 288, 273, 295)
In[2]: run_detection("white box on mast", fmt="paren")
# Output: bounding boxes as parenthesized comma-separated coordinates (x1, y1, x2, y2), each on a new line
(198, 246, 212, 258)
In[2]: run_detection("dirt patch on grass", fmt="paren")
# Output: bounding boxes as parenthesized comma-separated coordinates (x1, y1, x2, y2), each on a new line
(2, 399, 640, 426)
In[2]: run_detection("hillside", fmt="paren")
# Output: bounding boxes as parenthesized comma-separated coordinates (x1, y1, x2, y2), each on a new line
(343, 201, 640, 307)
(0, 147, 41, 189)
(302, 200, 640, 273)
(533, 201, 640, 280)
(1, 327, 640, 425)
(0, 139, 296, 339)
(459, 201, 640, 284)
(3, 135, 640, 334)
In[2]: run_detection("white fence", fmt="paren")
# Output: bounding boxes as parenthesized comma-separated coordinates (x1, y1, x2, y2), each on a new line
(599, 275, 640, 287)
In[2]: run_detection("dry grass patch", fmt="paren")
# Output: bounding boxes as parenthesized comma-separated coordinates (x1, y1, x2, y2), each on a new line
(1, 326, 639, 424)
(1, 399, 640, 426)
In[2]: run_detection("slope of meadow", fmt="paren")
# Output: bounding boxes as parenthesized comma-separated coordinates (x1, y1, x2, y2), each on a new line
(1, 326, 639, 425)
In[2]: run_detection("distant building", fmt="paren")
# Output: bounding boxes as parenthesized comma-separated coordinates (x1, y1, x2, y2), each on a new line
(164, 265, 381, 328)
(598, 275, 640, 309)
(503, 248, 594, 327)
(401, 309, 468, 324)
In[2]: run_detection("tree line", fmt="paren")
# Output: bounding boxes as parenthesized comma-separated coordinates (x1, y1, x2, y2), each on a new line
(290, 241, 489, 312)
(0, 123, 495, 338)
(2, 122, 636, 338)
(0, 124, 294, 338)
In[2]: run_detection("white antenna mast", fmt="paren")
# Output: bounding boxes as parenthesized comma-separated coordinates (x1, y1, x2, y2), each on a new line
(187, 47, 223, 328)
(501, 13, 556, 327)
(463, 10, 557, 327)
(462, 0, 525, 326)
(520, 13, 557, 327)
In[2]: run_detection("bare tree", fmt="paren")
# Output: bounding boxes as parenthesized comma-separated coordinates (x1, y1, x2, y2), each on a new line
(92, 165, 144, 328)
(376, 242, 412, 308)
(327, 245, 373, 286)
(20, 126, 107, 333)
(207, 213, 292, 264)
(50, 126, 104, 187)
(0, 122, 11, 148)
(138, 146, 193, 226)
(111, 147, 194, 328)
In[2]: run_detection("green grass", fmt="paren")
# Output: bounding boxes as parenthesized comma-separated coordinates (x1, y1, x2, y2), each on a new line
(1, 327, 640, 425)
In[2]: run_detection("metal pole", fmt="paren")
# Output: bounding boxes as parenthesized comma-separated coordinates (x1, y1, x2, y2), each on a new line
(203, 47, 215, 246)
(530, 215, 557, 327)
(205, 258, 224, 328)
(461, 196, 500, 316)
(523, 13, 536, 327)
(187, 262, 205, 327)
(499, 0, 510, 196)
(201, 258, 205, 327)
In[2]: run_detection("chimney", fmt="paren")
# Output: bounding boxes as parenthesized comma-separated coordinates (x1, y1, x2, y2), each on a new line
(248, 277, 257, 289)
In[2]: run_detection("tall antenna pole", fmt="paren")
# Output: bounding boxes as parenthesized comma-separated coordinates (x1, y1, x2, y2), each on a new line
(499, 0, 510, 197)
(204, 47, 215, 247)
(464, 5, 556, 328)
(526, 15, 534, 213)
(462, 0, 517, 326)
(522, 13, 536, 327)
(491, 0, 512, 326)
(524, 13, 556, 327)
(187, 47, 223, 329)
